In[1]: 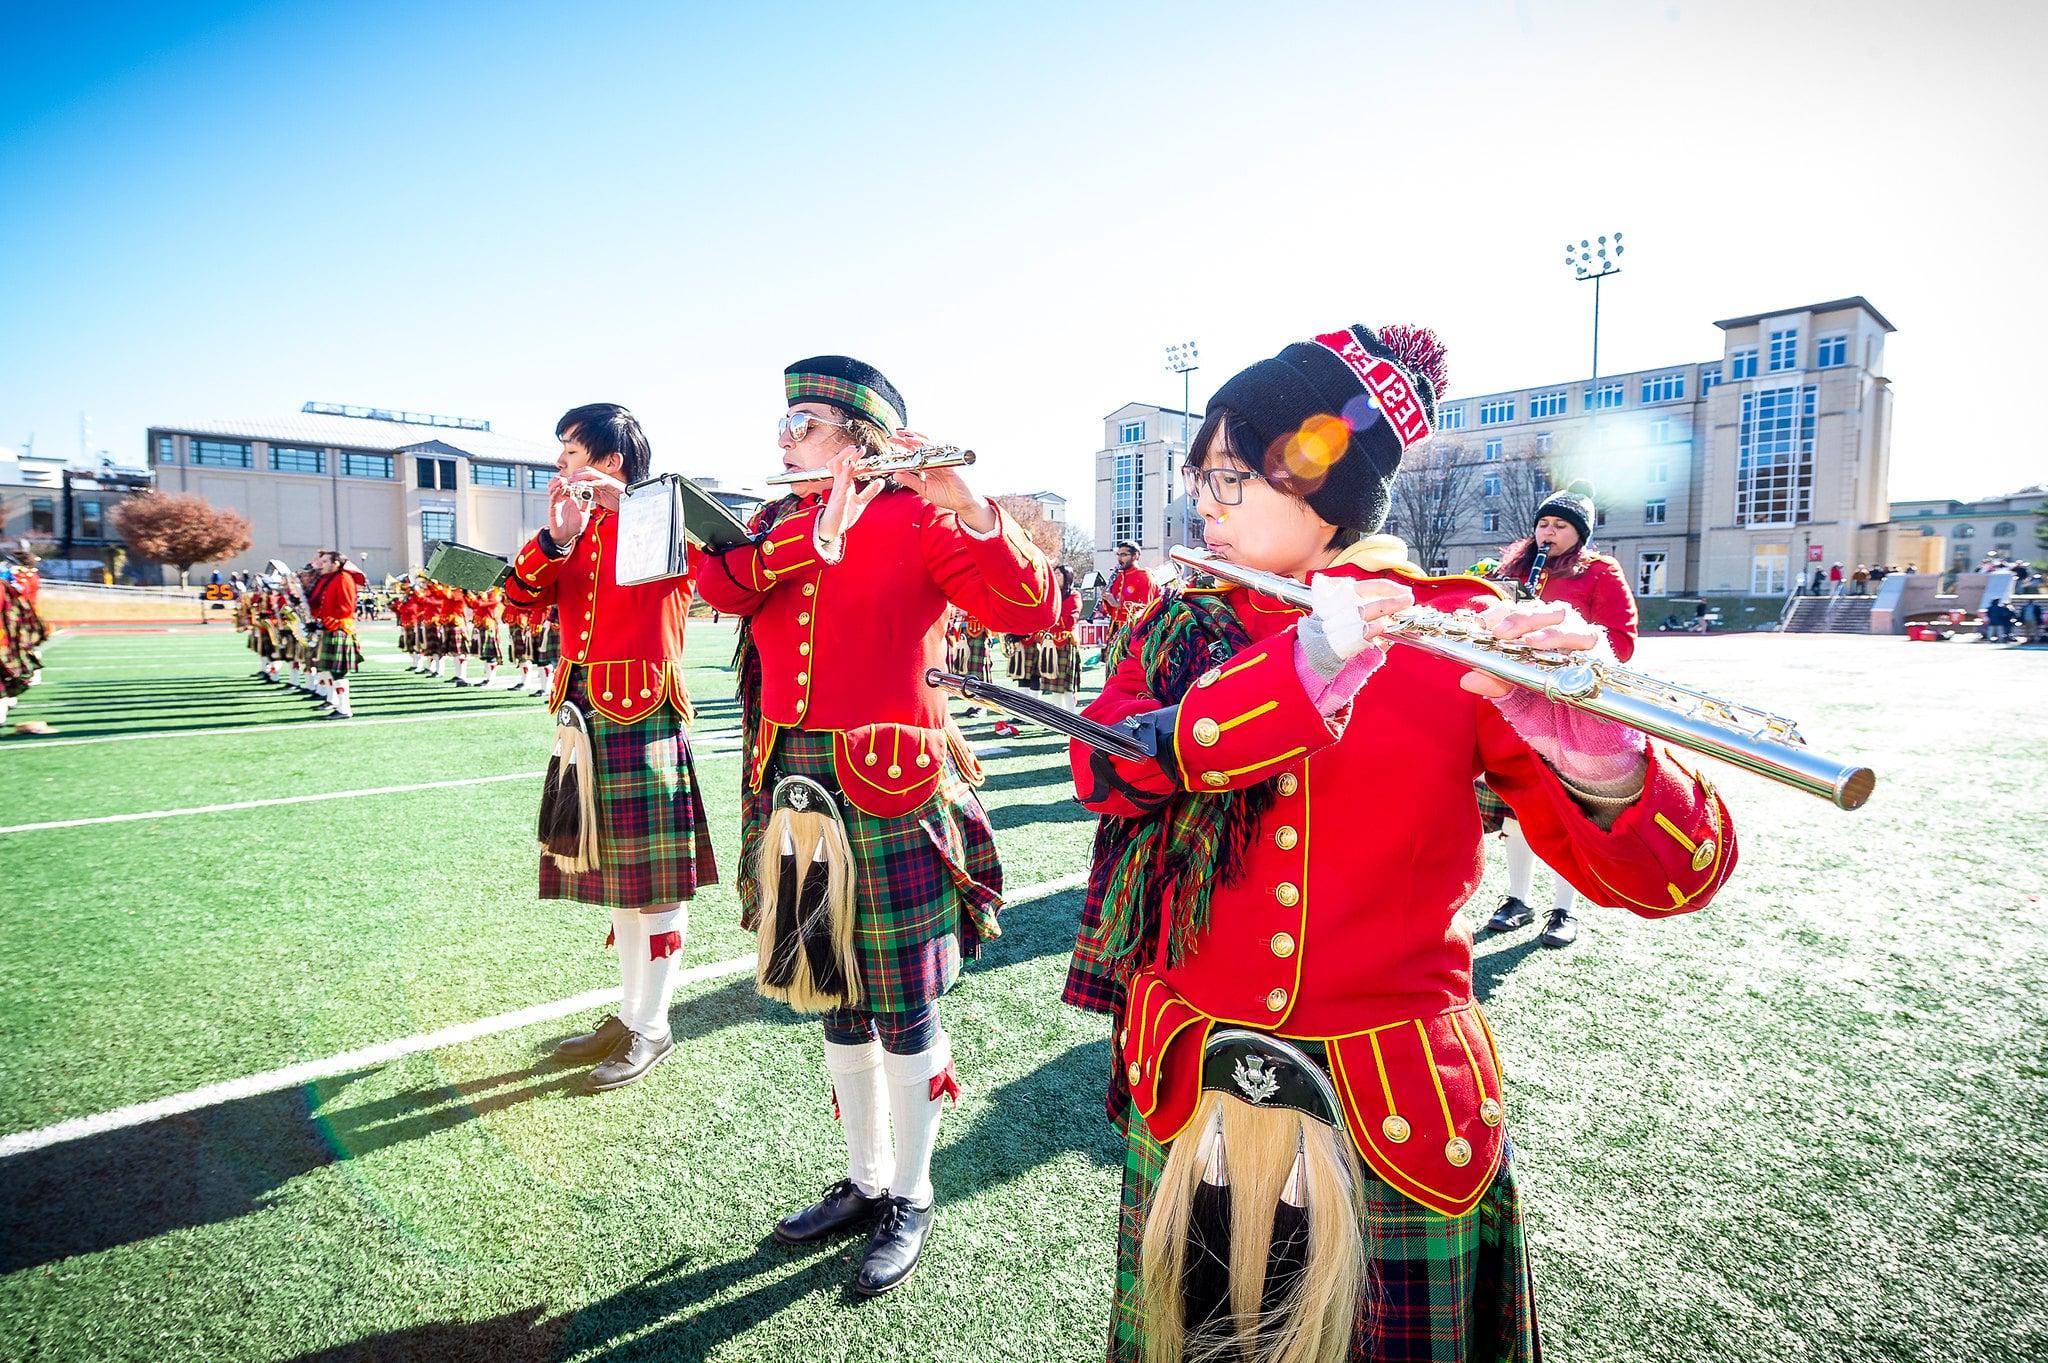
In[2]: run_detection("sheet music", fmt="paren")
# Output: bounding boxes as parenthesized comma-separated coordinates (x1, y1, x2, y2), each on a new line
(615, 478, 684, 584)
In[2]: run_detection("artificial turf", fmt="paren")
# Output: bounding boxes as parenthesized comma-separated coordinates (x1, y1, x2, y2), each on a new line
(0, 623, 2042, 1361)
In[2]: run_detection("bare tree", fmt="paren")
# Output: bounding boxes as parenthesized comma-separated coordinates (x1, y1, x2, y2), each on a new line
(1056, 521, 1095, 580)
(109, 491, 252, 585)
(1388, 445, 1484, 575)
(1492, 455, 1555, 544)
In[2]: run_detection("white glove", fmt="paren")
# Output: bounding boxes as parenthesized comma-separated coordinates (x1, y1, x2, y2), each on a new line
(1310, 573, 1370, 661)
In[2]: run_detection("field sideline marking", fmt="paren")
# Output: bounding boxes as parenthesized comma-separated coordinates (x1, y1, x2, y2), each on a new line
(0, 872, 1090, 1159)
(1, 708, 554, 750)
(0, 772, 545, 833)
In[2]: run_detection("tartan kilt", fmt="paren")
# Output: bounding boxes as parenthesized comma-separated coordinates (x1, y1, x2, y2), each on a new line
(539, 665, 718, 909)
(534, 621, 559, 666)
(1475, 779, 1513, 835)
(315, 627, 364, 676)
(508, 627, 533, 663)
(1112, 1102, 1540, 1362)
(1040, 641, 1082, 694)
(737, 726, 1003, 1016)
(475, 623, 504, 663)
(961, 635, 992, 682)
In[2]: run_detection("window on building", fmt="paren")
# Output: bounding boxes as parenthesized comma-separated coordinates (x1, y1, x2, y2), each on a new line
(1483, 473, 1502, 497)
(1641, 373, 1685, 403)
(1649, 418, 1674, 444)
(1919, 525, 1936, 537)
(269, 446, 325, 474)
(1648, 455, 1669, 484)
(1954, 524, 1975, 539)
(1482, 510, 1501, 533)
(1995, 542, 2013, 555)
(1437, 405, 1466, 430)
(1644, 498, 1667, 525)
(79, 499, 103, 538)
(1638, 552, 1667, 596)
(1112, 449, 1144, 547)
(1584, 383, 1623, 410)
(1735, 384, 1818, 526)
(1595, 507, 1608, 527)
(191, 439, 252, 468)
(342, 451, 394, 479)
(1430, 552, 1450, 575)
(471, 463, 515, 488)
(416, 456, 457, 489)
(1119, 420, 1145, 444)
(154, 435, 176, 466)
(1701, 366, 1724, 391)
(1432, 513, 1453, 531)
(1530, 390, 1568, 418)
(527, 467, 552, 490)
(29, 498, 54, 534)
(1993, 521, 2017, 538)
(1730, 348, 1758, 380)
(420, 508, 455, 557)
(1534, 469, 1551, 496)
(1478, 399, 1515, 424)
(1768, 328, 1799, 372)
(1816, 333, 1848, 368)
(1483, 438, 1502, 461)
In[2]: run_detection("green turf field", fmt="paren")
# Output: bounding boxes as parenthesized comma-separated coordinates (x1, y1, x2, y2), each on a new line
(1, 623, 2043, 1362)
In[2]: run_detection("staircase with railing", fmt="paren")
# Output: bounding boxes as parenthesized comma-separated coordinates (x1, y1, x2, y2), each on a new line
(1779, 594, 1877, 634)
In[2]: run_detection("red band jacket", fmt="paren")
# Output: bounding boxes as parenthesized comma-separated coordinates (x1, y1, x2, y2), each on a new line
(306, 568, 365, 631)
(697, 487, 1056, 815)
(1073, 559, 1736, 1216)
(1528, 551, 1639, 662)
(1105, 565, 1159, 623)
(503, 509, 702, 724)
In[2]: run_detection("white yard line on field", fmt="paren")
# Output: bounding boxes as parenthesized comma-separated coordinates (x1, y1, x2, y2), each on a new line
(0, 771, 544, 833)
(0, 872, 1090, 1159)
(2, 713, 742, 751)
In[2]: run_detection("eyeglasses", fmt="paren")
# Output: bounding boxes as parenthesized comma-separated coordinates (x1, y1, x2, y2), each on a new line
(778, 411, 851, 442)
(1181, 464, 1265, 506)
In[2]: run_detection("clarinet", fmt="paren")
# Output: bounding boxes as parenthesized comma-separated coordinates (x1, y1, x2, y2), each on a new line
(1523, 544, 1550, 599)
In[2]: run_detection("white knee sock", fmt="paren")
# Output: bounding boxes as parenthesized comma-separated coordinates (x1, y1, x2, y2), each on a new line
(826, 1038, 893, 1198)
(1552, 882, 1580, 916)
(610, 906, 642, 1032)
(330, 680, 352, 718)
(1503, 818, 1536, 902)
(625, 905, 685, 1041)
(883, 1033, 955, 1208)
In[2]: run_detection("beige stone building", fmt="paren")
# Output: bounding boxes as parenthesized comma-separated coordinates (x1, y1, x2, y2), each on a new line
(145, 404, 560, 581)
(1886, 490, 2044, 574)
(1091, 401, 1203, 580)
(1410, 297, 1898, 598)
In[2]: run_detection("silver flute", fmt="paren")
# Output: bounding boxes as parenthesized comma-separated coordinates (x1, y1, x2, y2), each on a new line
(1168, 546, 1875, 810)
(764, 444, 976, 487)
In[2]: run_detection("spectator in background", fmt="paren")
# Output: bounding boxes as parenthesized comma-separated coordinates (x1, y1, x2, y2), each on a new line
(1851, 565, 1869, 595)
(1830, 561, 1845, 596)
(1811, 566, 1826, 594)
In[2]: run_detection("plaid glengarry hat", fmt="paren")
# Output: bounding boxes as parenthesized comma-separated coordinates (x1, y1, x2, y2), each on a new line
(784, 355, 907, 432)
(1205, 323, 1449, 535)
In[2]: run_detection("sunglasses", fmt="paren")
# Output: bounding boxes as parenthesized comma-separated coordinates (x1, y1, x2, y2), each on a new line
(777, 410, 851, 442)
(1181, 464, 1266, 507)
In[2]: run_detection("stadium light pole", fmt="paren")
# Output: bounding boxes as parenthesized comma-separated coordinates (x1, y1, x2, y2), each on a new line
(1566, 232, 1623, 393)
(1165, 341, 1199, 547)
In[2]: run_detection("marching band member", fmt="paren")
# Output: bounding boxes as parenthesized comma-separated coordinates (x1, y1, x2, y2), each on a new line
(1482, 482, 1641, 949)
(501, 403, 716, 1093)
(1063, 324, 1737, 1362)
(1104, 539, 1159, 638)
(503, 593, 537, 692)
(529, 603, 560, 696)
(1037, 564, 1084, 712)
(305, 550, 367, 718)
(696, 355, 1056, 1295)
(459, 587, 506, 688)
(0, 557, 48, 728)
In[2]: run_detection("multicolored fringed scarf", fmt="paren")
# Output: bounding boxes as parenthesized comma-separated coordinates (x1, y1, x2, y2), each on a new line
(1087, 589, 1278, 974)
(730, 495, 797, 786)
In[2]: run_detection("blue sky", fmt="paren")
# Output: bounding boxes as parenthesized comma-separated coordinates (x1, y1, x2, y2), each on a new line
(3, 1, 2043, 511)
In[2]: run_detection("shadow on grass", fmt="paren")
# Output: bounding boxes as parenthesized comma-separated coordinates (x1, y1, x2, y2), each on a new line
(1472, 933, 1546, 1003)
(284, 1304, 569, 1363)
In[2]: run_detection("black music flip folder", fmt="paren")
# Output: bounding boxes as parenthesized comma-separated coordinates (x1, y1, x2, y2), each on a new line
(615, 474, 753, 585)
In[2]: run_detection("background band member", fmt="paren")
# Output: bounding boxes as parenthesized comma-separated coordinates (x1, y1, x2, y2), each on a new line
(1036, 564, 1084, 712)
(306, 551, 367, 718)
(1064, 324, 1737, 1362)
(1103, 539, 1159, 636)
(697, 355, 1056, 1296)
(458, 587, 506, 688)
(502, 404, 717, 1092)
(1480, 482, 1641, 949)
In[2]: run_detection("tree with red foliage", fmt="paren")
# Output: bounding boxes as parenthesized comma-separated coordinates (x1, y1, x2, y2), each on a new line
(110, 491, 253, 585)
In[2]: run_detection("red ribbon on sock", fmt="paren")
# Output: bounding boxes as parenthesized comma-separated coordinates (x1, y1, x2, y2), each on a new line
(603, 927, 615, 949)
(929, 1062, 961, 1106)
(648, 931, 681, 960)
(830, 1086, 841, 1121)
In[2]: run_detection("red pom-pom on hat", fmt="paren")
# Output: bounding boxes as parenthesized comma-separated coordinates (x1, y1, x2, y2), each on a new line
(1373, 324, 1449, 398)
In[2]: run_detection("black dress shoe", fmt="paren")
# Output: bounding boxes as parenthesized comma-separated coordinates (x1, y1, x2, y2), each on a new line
(1485, 896, 1534, 933)
(773, 1179, 886, 1245)
(552, 1015, 628, 1065)
(854, 1195, 934, 1296)
(585, 1029, 674, 1091)
(1539, 908, 1579, 949)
